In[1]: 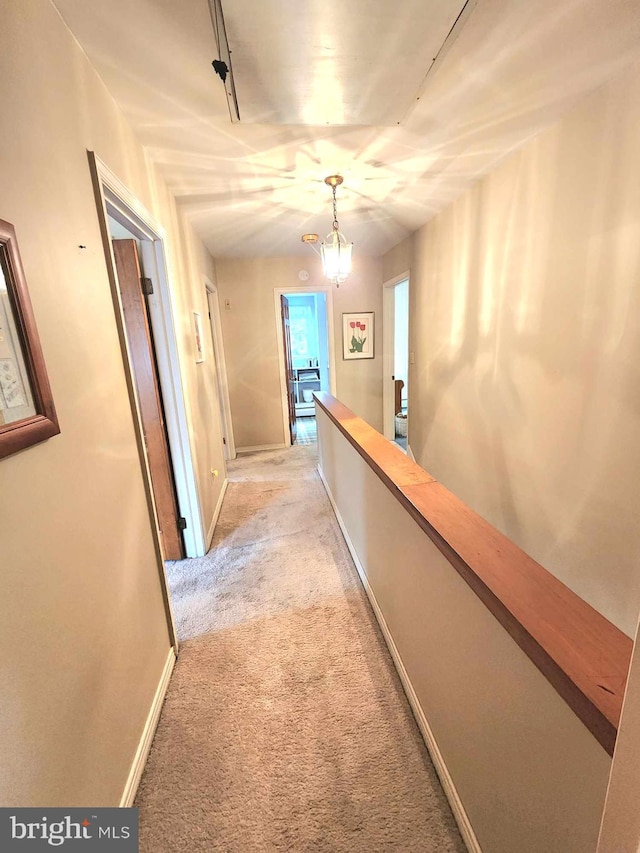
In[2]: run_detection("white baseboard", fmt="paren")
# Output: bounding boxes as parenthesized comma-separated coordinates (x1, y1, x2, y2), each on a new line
(317, 464, 482, 853)
(407, 443, 416, 462)
(236, 443, 286, 454)
(119, 647, 176, 807)
(206, 478, 229, 549)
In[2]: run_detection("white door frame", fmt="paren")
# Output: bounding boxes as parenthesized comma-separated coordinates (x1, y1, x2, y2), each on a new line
(205, 277, 236, 460)
(88, 152, 207, 572)
(274, 286, 337, 448)
(383, 271, 410, 440)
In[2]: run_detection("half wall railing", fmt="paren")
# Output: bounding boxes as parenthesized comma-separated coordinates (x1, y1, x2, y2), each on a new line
(314, 392, 632, 853)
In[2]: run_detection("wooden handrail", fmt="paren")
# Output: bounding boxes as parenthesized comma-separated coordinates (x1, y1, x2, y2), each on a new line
(314, 392, 633, 755)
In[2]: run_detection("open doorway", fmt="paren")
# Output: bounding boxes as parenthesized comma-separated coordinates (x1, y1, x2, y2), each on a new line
(383, 273, 410, 452)
(110, 228, 185, 561)
(275, 288, 336, 447)
(89, 154, 205, 560)
(89, 151, 211, 650)
(205, 279, 236, 460)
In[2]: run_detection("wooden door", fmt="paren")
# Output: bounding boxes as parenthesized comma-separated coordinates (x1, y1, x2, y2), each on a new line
(112, 239, 184, 560)
(280, 295, 297, 445)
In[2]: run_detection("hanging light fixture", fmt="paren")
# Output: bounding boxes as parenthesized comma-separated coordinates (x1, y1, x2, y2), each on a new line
(321, 175, 352, 287)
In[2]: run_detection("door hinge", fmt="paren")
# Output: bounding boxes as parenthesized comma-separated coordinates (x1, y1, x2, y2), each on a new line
(177, 517, 187, 531)
(141, 277, 154, 295)
(222, 436, 226, 445)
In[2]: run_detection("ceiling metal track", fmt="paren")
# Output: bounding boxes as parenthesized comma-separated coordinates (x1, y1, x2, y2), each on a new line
(400, 0, 478, 125)
(208, 0, 241, 122)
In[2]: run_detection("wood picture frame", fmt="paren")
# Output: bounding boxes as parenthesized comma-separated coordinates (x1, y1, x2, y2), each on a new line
(342, 312, 374, 360)
(0, 219, 59, 459)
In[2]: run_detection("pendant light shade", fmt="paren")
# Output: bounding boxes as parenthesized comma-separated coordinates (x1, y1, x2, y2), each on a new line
(321, 176, 352, 286)
(321, 228, 352, 285)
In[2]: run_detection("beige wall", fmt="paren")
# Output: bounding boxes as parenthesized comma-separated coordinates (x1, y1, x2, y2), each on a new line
(165, 191, 227, 534)
(0, 0, 225, 805)
(317, 406, 611, 853)
(215, 254, 383, 449)
(382, 236, 411, 283)
(384, 60, 640, 637)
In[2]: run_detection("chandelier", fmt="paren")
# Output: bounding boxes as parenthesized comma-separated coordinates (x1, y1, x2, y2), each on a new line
(320, 176, 352, 286)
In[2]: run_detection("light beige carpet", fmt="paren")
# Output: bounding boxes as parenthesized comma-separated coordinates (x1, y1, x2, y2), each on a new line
(135, 445, 466, 852)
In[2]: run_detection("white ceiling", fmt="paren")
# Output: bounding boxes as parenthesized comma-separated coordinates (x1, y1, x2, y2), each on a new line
(54, 0, 640, 259)
(220, 0, 470, 126)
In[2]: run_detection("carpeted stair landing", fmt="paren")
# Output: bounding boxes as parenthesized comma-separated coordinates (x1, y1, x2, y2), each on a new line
(135, 444, 466, 852)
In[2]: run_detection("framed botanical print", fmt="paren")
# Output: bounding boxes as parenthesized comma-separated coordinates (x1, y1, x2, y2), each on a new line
(342, 312, 374, 360)
(0, 219, 59, 458)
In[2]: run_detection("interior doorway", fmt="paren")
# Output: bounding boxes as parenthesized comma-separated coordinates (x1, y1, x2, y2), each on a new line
(89, 154, 205, 560)
(275, 287, 336, 447)
(111, 237, 185, 560)
(88, 151, 210, 650)
(383, 273, 410, 451)
(205, 279, 236, 460)
(280, 295, 297, 445)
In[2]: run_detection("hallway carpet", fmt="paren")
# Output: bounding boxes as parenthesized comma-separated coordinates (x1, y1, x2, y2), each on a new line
(136, 445, 466, 853)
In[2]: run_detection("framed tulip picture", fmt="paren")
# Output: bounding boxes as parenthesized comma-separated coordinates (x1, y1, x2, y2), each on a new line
(342, 312, 374, 360)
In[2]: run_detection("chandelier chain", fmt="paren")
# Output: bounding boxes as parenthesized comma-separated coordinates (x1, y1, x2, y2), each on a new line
(332, 186, 339, 231)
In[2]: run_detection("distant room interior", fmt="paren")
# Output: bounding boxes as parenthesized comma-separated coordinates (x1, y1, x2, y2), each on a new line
(393, 278, 409, 450)
(287, 292, 330, 420)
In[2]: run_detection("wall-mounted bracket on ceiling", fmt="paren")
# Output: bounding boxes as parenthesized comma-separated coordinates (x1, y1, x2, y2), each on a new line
(301, 233, 320, 257)
(208, 0, 240, 122)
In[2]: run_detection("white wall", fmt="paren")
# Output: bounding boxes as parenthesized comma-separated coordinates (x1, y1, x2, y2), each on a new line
(383, 59, 640, 637)
(0, 0, 225, 805)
